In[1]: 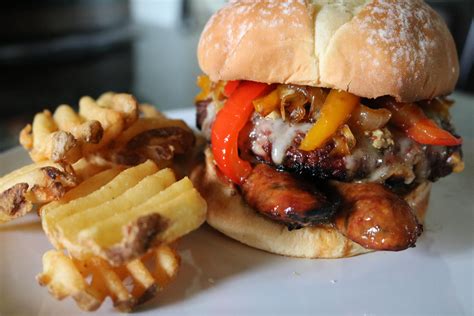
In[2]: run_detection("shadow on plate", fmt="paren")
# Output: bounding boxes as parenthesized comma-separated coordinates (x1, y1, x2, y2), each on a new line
(138, 224, 276, 311)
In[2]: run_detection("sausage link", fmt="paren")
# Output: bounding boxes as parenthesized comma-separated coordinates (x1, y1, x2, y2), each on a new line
(332, 182, 422, 251)
(241, 164, 337, 229)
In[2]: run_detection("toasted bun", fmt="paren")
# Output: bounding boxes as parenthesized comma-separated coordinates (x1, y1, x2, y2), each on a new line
(198, 0, 458, 102)
(190, 148, 431, 258)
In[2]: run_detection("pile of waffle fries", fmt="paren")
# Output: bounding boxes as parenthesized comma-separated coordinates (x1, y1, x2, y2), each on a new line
(0, 92, 207, 312)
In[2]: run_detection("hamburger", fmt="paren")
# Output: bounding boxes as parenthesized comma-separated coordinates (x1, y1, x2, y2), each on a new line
(191, 0, 464, 258)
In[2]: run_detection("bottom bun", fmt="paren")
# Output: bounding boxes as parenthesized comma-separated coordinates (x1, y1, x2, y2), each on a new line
(191, 148, 431, 259)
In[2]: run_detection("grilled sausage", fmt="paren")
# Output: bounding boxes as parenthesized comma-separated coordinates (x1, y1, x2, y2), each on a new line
(241, 164, 337, 229)
(332, 182, 422, 251)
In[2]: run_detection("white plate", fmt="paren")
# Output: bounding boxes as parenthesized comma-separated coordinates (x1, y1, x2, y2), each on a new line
(0, 107, 473, 316)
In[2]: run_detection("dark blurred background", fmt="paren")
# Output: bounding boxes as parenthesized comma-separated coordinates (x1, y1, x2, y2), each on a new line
(0, 0, 472, 151)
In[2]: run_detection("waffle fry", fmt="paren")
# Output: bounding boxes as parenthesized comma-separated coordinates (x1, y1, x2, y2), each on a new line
(0, 161, 77, 223)
(53, 105, 104, 145)
(42, 160, 206, 266)
(79, 178, 205, 262)
(37, 244, 180, 312)
(139, 104, 167, 119)
(19, 93, 139, 164)
(99, 116, 195, 167)
(19, 92, 195, 171)
(42, 160, 159, 245)
(7, 92, 206, 313)
(79, 96, 130, 155)
(96, 92, 139, 128)
(40, 167, 123, 218)
(19, 110, 82, 163)
(71, 158, 115, 182)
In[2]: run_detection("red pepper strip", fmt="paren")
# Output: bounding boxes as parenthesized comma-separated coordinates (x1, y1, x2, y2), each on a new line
(407, 119, 462, 146)
(223, 80, 240, 97)
(386, 101, 462, 146)
(211, 81, 272, 184)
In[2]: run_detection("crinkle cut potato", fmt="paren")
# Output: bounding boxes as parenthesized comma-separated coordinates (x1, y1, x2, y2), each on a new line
(38, 161, 206, 312)
(1, 91, 197, 224)
(41, 161, 207, 266)
(37, 244, 180, 312)
(0, 161, 77, 223)
(0, 92, 208, 312)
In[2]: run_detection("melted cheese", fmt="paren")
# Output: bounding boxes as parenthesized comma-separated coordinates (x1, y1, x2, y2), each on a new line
(251, 116, 312, 164)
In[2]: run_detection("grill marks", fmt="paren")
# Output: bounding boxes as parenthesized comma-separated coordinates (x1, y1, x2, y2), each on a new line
(241, 164, 337, 229)
(240, 163, 422, 251)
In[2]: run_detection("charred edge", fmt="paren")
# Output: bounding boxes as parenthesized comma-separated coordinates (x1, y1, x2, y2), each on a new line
(0, 183, 31, 216)
(260, 193, 340, 230)
(426, 143, 461, 182)
(29, 182, 66, 201)
(286, 199, 340, 227)
(256, 134, 349, 181)
(136, 284, 159, 306)
(42, 166, 63, 181)
(84, 120, 104, 144)
(40, 166, 77, 186)
(114, 127, 196, 165)
(127, 127, 196, 151)
(114, 298, 137, 313)
(105, 213, 169, 266)
(259, 200, 339, 231)
(240, 163, 342, 230)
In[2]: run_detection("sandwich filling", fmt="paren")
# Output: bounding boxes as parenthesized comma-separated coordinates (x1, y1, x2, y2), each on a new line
(195, 77, 463, 251)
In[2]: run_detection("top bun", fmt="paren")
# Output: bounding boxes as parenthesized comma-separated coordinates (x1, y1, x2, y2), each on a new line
(198, 0, 459, 102)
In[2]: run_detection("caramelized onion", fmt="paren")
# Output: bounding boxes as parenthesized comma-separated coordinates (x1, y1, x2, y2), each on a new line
(287, 102, 307, 122)
(276, 85, 328, 123)
(307, 87, 328, 120)
(278, 85, 307, 122)
(350, 104, 392, 131)
(331, 125, 356, 156)
(253, 84, 330, 123)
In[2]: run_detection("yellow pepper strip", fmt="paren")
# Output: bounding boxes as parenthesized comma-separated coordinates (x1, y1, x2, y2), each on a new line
(299, 90, 360, 151)
(253, 89, 280, 116)
(195, 75, 211, 102)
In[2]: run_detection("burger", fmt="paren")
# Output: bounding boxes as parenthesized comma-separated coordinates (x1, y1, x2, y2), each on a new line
(191, 0, 464, 258)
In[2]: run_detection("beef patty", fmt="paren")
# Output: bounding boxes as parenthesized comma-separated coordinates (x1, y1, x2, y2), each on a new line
(197, 100, 462, 185)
